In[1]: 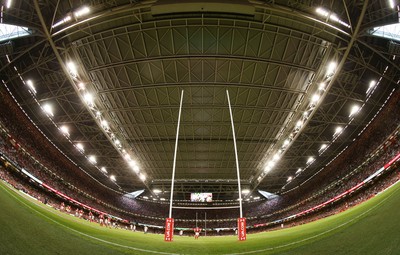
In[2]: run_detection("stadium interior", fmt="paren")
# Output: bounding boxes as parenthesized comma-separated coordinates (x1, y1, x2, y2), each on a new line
(0, 0, 399, 254)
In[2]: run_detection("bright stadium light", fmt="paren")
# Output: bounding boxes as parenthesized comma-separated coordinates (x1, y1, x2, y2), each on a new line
(316, 7, 329, 17)
(334, 126, 343, 136)
(349, 104, 360, 117)
(88, 155, 97, 164)
(100, 167, 108, 173)
(76, 143, 84, 152)
(267, 160, 275, 168)
(296, 168, 302, 174)
(319, 144, 327, 151)
(26, 80, 36, 94)
(6, 0, 12, 9)
(124, 153, 131, 161)
(114, 139, 121, 146)
(242, 189, 250, 194)
(264, 165, 272, 173)
(42, 103, 54, 117)
(83, 93, 94, 106)
(52, 15, 72, 28)
(139, 173, 146, 181)
(287, 176, 293, 182)
(78, 82, 86, 91)
(143, 196, 148, 199)
(326, 61, 337, 76)
(311, 94, 320, 104)
(296, 120, 303, 128)
(283, 139, 290, 147)
(110, 175, 116, 182)
(66, 61, 78, 77)
(153, 189, 162, 193)
(388, 0, 395, 8)
(128, 160, 137, 167)
(367, 80, 377, 94)
(273, 153, 280, 161)
(319, 82, 326, 91)
(101, 120, 109, 129)
(306, 157, 315, 164)
(60, 125, 70, 136)
(74, 6, 90, 17)
(160, 198, 166, 201)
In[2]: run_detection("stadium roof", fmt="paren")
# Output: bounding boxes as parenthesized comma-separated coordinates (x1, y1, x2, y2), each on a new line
(0, 0, 399, 200)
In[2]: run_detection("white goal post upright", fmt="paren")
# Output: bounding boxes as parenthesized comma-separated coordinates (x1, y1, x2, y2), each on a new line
(226, 89, 247, 241)
(165, 89, 184, 242)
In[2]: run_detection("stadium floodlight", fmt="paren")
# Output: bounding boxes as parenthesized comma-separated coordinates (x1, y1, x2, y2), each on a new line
(316, 7, 329, 17)
(311, 94, 320, 104)
(78, 82, 85, 91)
(283, 139, 290, 147)
(242, 189, 250, 194)
(319, 144, 327, 151)
(76, 143, 84, 152)
(267, 160, 275, 168)
(296, 120, 303, 128)
(42, 103, 54, 117)
(319, 82, 326, 91)
(60, 125, 70, 136)
(74, 6, 90, 17)
(100, 167, 108, 173)
(153, 189, 162, 193)
(26, 80, 36, 94)
(160, 198, 166, 201)
(264, 165, 272, 173)
(128, 160, 136, 167)
(139, 173, 146, 181)
(273, 153, 280, 161)
(133, 165, 140, 173)
(52, 15, 72, 28)
(143, 196, 148, 199)
(114, 139, 121, 146)
(367, 80, 377, 94)
(124, 153, 131, 161)
(254, 196, 260, 200)
(307, 157, 315, 164)
(326, 61, 337, 76)
(389, 0, 395, 8)
(349, 104, 360, 118)
(287, 176, 293, 182)
(101, 120, 109, 129)
(66, 61, 78, 77)
(88, 155, 97, 164)
(83, 93, 94, 106)
(334, 126, 343, 136)
(296, 168, 302, 174)
(110, 175, 116, 182)
(6, 0, 12, 8)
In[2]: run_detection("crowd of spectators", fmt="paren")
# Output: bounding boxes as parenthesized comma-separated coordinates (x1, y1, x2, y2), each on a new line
(0, 86, 398, 234)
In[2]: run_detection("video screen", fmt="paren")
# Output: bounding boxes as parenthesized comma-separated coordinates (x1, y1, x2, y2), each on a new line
(190, 193, 212, 202)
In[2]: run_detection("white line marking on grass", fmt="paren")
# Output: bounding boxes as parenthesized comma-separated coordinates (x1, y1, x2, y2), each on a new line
(0, 184, 179, 255)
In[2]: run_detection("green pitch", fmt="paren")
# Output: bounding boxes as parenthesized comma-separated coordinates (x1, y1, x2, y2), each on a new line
(1, 179, 400, 255)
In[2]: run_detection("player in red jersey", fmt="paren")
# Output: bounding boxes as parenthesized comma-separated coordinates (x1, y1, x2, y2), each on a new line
(193, 227, 201, 239)
(99, 213, 104, 226)
(88, 211, 94, 222)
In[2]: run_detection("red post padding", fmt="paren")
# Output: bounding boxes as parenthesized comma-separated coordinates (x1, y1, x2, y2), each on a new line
(238, 217, 246, 241)
(164, 218, 174, 241)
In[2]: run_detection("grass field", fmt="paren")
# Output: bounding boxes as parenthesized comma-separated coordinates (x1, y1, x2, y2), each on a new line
(1, 180, 400, 255)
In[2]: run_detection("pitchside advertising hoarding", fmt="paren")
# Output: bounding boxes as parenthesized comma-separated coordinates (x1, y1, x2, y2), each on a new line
(164, 218, 174, 241)
(238, 217, 246, 241)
